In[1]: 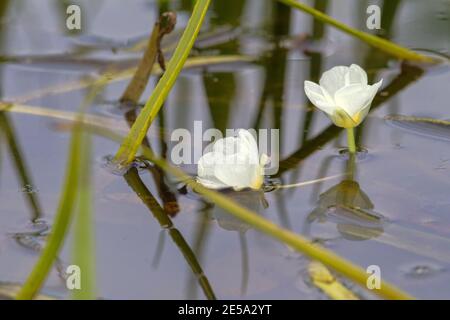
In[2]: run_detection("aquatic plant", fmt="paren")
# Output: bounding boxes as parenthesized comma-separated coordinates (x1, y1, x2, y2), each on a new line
(4, 0, 445, 301)
(304, 64, 382, 153)
(15, 79, 106, 300)
(197, 129, 269, 190)
(83, 123, 413, 300)
(278, 0, 435, 63)
(113, 0, 211, 167)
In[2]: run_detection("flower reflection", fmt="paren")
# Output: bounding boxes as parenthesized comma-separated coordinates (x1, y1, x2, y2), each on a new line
(213, 189, 268, 233)
(305, 156, 386, 241)
(211, 189, 268, 296)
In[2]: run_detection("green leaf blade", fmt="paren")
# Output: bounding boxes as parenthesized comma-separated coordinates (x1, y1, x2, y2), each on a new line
(114, 0, 212, 166)
(278, 0, 435, 63)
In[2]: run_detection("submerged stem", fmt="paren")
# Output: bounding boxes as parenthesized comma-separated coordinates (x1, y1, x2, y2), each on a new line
(346, 127, 356, 154)
(346, 152, 356, 181)
(124, 168, 216, 300)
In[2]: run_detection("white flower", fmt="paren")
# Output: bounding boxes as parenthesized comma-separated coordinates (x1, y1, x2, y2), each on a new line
(304, 64, 383, 128)
(197, 129, 269, 190)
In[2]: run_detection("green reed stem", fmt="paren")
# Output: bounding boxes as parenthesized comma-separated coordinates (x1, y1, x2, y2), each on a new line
(16, 119, 83, 300)
(143, 142, 412, 300)
(72, 132, 96, 300)
(346, 127, 356, 154)
(16, 81, 105, 300)
(114, 0, 211, 167)
(89, 127, 414, 300)
(278, 0, 435, 63)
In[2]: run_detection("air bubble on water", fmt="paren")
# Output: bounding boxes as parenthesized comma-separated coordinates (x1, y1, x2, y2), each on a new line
(100, 154, 149, 176)
(20, 184, 38, 194)
(400, 262, 445, 279)
(101, 155, 131, 176)
(337, 147, 369, 162)
(262, 177, 281, 192)
(93, 100, 144, 119)
(8, 219, 50, 237)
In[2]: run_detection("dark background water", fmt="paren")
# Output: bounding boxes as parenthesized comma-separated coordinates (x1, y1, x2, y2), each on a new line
(0, 0, 449, 299)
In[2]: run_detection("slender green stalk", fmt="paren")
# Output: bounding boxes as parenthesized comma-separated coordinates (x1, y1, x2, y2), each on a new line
(277, 0, 434, 63)
(114, 0, 211, 167)
(16, 82, 104, 300)
(72, 132, 96, 300)
(90, 127, 413, 300)
(146, 154, 412, 300)
(16, 120, 82, 299)
(346, 127, 356, 154)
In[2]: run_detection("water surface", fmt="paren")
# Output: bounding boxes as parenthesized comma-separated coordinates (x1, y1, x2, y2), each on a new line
(0, 0, 449, 299)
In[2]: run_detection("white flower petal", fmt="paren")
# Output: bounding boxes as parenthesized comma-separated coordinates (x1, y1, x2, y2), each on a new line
(346, 64, 368, 86)
(197, 152, 230, 189)
(237, 129, 259, 165)
(352, 79, 383, 121)
(334, 83, 378, 117)
(214, 160, 253, 190)
(304, 81, 335, 115)
(371, 79, 383, 92)
(197, 129, 265, 190)
(260, 153, 270, 167)
(213, 136, 238, 155)
(196, 176, 229, 189)
(319, 66, 349, 96)
(197, 152, 216, 177)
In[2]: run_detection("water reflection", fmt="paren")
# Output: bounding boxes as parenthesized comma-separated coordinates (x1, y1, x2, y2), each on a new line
(212, 190, 267, 296)
(0, 0, 449, 300)
(0, 113, 43, 221)
(124, 167, 216, 299)
(305, 153, 386, 242)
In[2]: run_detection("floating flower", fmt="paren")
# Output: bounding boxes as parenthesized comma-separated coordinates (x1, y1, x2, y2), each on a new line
(197, 129, 269, 190)
(304, 64, 382, 129)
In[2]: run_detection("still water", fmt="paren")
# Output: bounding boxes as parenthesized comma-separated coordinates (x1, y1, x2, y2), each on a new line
(0, 0, 449, 299)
